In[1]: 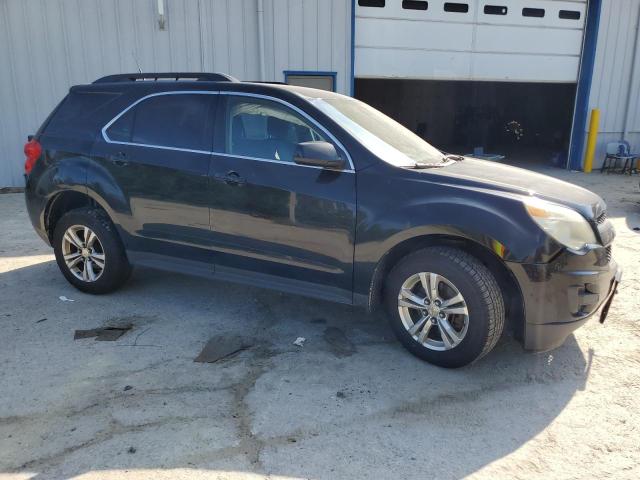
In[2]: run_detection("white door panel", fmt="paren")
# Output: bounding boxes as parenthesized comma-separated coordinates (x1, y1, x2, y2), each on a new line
(471, 53, 582, 82)
(355, 0, 587, 82)
(357, 17, 473, 50)
(475, 25, 584, 56)
(356, 48, 473, 80)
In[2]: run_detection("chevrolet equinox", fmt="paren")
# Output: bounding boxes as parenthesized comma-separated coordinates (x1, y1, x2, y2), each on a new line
(24, 73, 621, 368)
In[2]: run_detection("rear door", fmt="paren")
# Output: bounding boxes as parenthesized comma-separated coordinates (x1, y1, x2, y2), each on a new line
(207, 93, 357, 303)
(90, 92, 217, 266)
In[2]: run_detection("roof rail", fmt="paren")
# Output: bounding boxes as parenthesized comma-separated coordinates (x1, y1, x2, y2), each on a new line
(93, 72, 239, 84)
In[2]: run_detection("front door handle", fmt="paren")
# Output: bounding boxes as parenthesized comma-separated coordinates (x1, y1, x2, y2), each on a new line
(215, 170, 245, 186)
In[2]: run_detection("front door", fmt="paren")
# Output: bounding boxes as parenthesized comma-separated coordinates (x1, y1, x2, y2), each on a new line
(91, 92, 218, 266)
(208, 94, 356, 303)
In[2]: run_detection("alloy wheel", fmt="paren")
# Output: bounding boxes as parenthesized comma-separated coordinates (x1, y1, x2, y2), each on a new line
(61, 225, 106, 282)
(397, 272, 469, 351)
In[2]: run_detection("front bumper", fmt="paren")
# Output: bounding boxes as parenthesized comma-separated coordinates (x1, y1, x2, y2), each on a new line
(507, 249, 621, 352)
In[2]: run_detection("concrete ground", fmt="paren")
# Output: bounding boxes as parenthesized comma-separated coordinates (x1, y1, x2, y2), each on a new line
(1, 168, 639, 480)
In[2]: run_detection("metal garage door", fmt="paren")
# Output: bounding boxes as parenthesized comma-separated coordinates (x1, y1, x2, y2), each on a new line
(355, 0, 587, 82)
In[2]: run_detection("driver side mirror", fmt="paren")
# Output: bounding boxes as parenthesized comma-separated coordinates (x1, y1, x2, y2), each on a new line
(293, 141, 345, 170)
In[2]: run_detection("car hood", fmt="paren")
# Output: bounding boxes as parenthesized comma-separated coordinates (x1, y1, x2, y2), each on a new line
(421, 158, 605, 219)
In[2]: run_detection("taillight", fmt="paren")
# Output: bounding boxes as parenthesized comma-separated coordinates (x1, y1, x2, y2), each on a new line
(24, 139, 42, 175)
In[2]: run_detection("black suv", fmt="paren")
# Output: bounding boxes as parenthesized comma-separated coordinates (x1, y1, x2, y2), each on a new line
(24, 72, 621, 368)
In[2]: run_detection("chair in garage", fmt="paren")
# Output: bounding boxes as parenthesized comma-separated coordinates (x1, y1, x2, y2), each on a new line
(620, 141, 640, 174)
(601, 142, 635, 174)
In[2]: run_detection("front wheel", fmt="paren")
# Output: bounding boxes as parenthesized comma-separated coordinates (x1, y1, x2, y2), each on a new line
(384, 247, 504, 368)
(53, 208, 131, 294)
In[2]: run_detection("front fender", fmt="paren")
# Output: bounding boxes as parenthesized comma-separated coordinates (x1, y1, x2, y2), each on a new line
(356, 198, 553, 260)
(353, 170, 562, 298)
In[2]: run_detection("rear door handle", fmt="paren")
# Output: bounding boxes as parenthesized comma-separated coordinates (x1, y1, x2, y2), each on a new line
(215, 170, 245, 186)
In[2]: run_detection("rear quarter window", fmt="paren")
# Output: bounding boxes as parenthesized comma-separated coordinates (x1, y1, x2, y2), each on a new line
(43, 91, 122, 140)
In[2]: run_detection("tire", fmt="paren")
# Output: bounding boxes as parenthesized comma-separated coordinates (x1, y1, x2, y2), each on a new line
(52, 207, 132, 294)
(384, 246, 504, 368)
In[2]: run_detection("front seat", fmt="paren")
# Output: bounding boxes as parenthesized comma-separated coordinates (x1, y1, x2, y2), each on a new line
(267, 116, 295, 162)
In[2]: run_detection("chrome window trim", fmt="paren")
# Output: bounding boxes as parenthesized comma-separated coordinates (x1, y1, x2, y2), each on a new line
(209, 151, 340, 171)
(101, 90, 355, 172)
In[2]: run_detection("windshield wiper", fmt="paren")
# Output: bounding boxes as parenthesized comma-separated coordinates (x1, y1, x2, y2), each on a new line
(409, 153, 465, 169)
(442, 153, 465, 162)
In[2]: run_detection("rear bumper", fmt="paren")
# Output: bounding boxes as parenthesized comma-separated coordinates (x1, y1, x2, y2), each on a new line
(507, 250, 621, 352)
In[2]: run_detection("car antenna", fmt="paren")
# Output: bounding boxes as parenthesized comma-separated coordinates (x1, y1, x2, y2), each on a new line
(131, 51, 143, 74)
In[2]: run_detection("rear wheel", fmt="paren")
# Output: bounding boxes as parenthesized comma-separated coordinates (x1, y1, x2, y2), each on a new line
(384, 247, 504, 368)
(53, 208, 131, 294)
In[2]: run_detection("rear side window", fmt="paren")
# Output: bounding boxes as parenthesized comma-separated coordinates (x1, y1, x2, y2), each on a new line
(106, 93, 216, 152)
(44, 91, 122, 140)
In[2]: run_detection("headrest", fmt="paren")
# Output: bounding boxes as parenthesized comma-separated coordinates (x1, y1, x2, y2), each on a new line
(232, 116, 246, 140)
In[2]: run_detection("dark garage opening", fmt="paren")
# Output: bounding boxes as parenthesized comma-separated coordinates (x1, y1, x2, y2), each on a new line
(355, 79, 577, 168)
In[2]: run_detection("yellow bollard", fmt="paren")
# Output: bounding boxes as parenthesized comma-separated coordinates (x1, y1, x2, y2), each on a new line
(583, 108, 600, 173)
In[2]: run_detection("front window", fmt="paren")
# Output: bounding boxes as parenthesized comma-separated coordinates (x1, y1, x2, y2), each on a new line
(225, 96, 330, 163)
(310, 95, 443, 167)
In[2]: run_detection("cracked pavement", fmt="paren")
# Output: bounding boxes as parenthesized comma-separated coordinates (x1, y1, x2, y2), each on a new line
(1, 168, 639, 479)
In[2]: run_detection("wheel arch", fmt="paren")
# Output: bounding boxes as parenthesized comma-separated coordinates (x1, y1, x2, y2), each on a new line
(44, 190, 113, 242)
(367, 234, 525, 340)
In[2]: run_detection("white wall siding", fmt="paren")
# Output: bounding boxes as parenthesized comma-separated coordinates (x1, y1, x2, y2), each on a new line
(0, 0, 351, 187)
(263, 0, 352, 93)
(586, 0, 640, 168)
(199, 0, 261, 80)
(0, 0, 205, 187)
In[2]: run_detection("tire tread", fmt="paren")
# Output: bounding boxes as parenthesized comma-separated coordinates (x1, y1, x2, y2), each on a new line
(386, 246, 505, 366)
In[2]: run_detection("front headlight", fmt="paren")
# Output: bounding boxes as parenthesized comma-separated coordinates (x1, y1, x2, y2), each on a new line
(524, 197, 598, 252)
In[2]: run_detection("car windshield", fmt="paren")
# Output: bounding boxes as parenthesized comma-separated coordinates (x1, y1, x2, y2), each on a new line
(310, 95, 443, 167)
